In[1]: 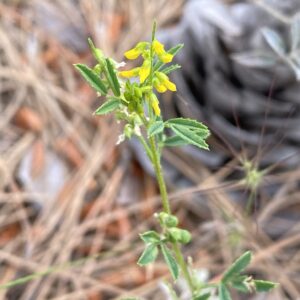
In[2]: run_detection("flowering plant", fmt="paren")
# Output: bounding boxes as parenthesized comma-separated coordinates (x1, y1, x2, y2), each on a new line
(75, 22, 277, 300)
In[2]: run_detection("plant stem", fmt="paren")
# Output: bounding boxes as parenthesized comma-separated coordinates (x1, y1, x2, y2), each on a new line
(148, 135, 195, 294)
(173, 242, 195, 292)
(149, 136, 170, 214)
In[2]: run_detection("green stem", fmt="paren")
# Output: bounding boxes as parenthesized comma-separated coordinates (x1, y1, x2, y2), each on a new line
(173, 242, 195, 293)
(148, 135, 195, 294)
(149, 136, 170, 214)
(137, 135, 153, 163)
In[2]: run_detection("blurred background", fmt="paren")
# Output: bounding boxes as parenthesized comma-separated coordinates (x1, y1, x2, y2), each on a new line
(0, 0, 300, 299)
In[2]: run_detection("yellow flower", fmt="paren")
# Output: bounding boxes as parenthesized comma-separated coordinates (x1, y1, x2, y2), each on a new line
(119, 67, 140, 78)
(124, 42, 148, 60)
(163, 77, 176, 91)
(152, 40, 173, 63)
(139, 59, 151, 83)
(150, 93, 161, 116)
(153, 78, 167, 93)
(159, 53, 173, 63)
(154, 72, 176, 93)
(152, 40, 165, 55)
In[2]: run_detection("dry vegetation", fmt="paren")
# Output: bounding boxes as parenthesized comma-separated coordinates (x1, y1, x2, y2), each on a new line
(0, 0, 299, 299)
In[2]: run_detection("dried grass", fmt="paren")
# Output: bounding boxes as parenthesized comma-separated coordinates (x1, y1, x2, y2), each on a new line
(0, 0, 299, 299)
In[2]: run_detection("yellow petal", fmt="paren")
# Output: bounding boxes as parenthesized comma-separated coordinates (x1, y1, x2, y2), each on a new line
(152, 100, 161, 116)
(124, 48, 141, 60)
(164, 79, 177, 91)
(118, 68, 139, 78)
(159, 53, 173, 63)
(154, 82, 167, 93)
(152, 40, 165, 55)
(139, 61, 150, 83)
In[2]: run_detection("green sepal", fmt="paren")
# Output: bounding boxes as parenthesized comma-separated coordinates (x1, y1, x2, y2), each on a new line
(94, 97, 120, 115)
(165, 118, 210, 150)
(137, 244, 158, 266)
(74, 64, 107, 95)
(222, 251, 252, 283)
(160, 244, 179, 280)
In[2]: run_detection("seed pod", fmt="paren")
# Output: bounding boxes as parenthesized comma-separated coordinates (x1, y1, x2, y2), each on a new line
(167, 228, 191, 244)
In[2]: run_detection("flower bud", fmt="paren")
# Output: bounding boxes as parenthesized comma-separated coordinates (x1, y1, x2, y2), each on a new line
(167, 228, 191, 244)
(159, 212, 178, 227)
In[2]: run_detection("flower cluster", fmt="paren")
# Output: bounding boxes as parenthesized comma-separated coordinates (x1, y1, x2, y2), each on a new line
(118, 39, 177, 115)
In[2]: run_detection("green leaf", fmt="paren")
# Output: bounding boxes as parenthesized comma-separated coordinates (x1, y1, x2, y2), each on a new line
(161, 244, 179, 280)
(262, 28, 286, 57)
(74, 64, 107, 95)
(231, 279, 250, 293)
(94, 97, 120, 115)
(222, 251, 252, 283)
(193, 292, 211, 300)
(88, 38, 105, 63)
(161, 64, 181, 75)
(139, 231, 160, 243)
(148, 121, 164, 137)
(105, 58, 121, 96)
(254, 280, 278, 292)
(137, 244, 158, 266)
(219, 283, 232, 300)
(164, 135, 189, 147)
(165, 118, 210, 150)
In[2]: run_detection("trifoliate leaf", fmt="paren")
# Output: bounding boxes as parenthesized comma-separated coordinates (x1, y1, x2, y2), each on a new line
(165, 118, 210, 150)
(222, 251, 252, 283)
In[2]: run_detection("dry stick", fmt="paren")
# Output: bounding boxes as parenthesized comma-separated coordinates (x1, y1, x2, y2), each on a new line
(252, 0, 292, 24)
(24, 133, 116, 299)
